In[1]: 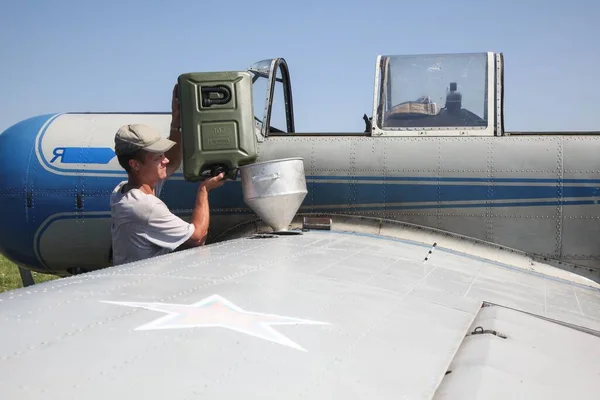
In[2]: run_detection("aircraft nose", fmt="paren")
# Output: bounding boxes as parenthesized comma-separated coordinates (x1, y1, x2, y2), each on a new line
(0, 114, 59, 273)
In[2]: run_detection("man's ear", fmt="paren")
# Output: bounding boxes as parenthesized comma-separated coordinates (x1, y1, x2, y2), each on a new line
(128, 158, 139, 172)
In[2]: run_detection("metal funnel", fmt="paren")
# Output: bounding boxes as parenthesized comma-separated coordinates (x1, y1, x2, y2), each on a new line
(240, 158, 307, 232)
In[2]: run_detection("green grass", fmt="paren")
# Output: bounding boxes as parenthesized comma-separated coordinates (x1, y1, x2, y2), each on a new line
(0, 254, 58, 293)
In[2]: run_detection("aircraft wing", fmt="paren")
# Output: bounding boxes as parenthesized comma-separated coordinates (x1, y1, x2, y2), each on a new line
(1, 217, 599, 399)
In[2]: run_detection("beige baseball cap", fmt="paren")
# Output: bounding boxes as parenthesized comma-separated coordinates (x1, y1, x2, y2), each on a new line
(114, 124, 176, 156)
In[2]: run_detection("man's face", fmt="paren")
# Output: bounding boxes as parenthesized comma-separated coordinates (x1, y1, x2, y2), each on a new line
(131, 151, 169, 182)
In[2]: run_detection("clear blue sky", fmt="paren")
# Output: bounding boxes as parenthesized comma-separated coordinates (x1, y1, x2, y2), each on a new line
(1, 0, 598, 133)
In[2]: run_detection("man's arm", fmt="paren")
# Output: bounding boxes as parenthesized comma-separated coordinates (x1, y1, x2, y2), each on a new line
(183, 173, 226, 247)
(165, 83, 182, 178)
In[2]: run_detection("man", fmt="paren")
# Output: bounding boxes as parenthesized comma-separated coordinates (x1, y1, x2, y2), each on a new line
(110, 84, 226, 266)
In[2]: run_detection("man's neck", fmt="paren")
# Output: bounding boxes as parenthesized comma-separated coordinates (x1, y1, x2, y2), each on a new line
(124, 176, 157, 195)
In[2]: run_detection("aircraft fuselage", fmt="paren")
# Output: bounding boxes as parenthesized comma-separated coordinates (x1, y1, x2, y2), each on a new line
(1, 113, 600, 280)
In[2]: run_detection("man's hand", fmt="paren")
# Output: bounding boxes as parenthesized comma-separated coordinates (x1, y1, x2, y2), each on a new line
(200, 172, 227, 191)
(165, 83, 183, 177)
(171, 83, 181, 130)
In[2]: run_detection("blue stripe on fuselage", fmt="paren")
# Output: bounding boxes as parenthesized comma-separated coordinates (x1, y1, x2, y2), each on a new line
(162, 180, 599, 211)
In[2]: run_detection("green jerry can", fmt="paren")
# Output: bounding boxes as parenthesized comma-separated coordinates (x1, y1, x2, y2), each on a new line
(177, 71, 258, 181)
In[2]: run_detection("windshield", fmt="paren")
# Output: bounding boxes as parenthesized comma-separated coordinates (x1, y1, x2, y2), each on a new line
(378, 52, 489, 129)
(247, 59, 288, 134)
(248, 59, 274, 80)
(248, 59, 271, 126)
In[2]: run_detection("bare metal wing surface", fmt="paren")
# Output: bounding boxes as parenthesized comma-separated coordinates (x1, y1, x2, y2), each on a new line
(0, 219, 599, 399)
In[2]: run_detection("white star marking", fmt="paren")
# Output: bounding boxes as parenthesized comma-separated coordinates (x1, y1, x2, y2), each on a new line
(101, 295, 330, 352)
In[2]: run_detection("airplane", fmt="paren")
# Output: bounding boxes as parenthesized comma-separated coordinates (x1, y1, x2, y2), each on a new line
(1, 51, 600, 288)
(1, 52, 600, 397)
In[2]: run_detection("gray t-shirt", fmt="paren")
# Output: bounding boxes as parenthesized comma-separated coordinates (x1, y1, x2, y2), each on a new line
(110, 179, 194, 266)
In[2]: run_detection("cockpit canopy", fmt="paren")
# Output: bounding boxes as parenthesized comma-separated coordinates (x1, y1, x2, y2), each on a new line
(372, 52, 503, 136)
(245, 52, 503, 138)
(247, 58, 294, 138)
